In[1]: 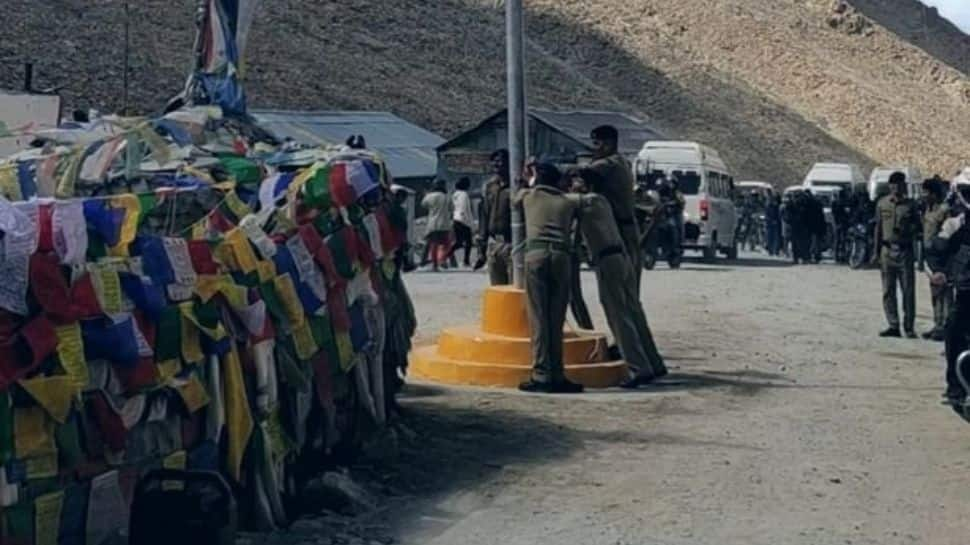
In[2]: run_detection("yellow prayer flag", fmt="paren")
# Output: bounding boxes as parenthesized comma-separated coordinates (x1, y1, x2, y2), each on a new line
(182, 166, 216, 186)
(224, 191, 251, 219)
(55, 323, 89, 389)
(292, 321, 319, 361)
(223, 347, 253, 482)
(176, 375, 211, 413)
(136, 122, 172, 165)
(226, 228, 258, 274)
(213, 241, 240, 271)
(14, 406, 58, 479)
(335, 332, 356, 372)
(274, 274, 306, 329)
(193, 274, 246, 309)
(157, 359, 182, 381)
(194, 275, 228, 303)
(256, 260, 276, 284)
(288, 163, 320, 197)
(163, 450, 187, 470)
(34, 491, 64, 545)
(91, 266, 123, 314)
(0, 164, 21, 200)
(180, 310, 204, 365)
(191, 221, 207, 240)
(179, 302, 227, 342)
(18, 376, 77, 424)
(107, 194, 141, 257)
(55, 149, 83, 198)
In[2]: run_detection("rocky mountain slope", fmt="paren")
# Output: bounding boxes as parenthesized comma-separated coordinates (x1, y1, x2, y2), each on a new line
(2, 0, 969, 184)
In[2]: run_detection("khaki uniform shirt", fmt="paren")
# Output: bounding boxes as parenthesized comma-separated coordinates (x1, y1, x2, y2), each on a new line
(480, 176, 511, 241)
(581, 154, 637, 226)
(923, 202, 950, 244)
(515, 186, 580, 244)
(875, 194, 919, 265)
(577, 193, 624, 259)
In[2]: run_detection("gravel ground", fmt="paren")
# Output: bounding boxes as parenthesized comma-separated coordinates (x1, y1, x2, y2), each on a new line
(257, 253, 970, 545)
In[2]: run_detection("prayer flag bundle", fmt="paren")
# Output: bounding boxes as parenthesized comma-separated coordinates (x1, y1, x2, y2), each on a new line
(0, 117, 415, 543)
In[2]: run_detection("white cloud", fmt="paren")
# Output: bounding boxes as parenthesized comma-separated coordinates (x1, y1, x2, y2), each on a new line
(923, 0, 970, 33)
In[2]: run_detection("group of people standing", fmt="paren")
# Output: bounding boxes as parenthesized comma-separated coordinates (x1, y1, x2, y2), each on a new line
(418, 177, 477, 271)
(472, 126, 667, 393)
(871, 173, 970, 409)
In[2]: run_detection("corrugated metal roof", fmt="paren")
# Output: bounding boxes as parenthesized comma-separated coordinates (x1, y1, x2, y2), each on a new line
(251, 110, 445, 179)
(530, 108, 665, 155)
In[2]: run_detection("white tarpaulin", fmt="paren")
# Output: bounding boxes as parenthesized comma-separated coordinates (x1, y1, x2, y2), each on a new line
(0, 92, 60, 157)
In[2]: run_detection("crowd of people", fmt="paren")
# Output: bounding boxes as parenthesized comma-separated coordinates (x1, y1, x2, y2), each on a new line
(876, 173, 970, 414)
(453, 126, 664, 393)
(734, 186, 877, 264)
(414, 136, 970, 404)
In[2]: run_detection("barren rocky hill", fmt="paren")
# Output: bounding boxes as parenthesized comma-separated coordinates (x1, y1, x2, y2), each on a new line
(3, 0, 970, 184)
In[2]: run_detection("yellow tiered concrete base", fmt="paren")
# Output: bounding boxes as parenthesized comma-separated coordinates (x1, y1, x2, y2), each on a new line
(411, 286, 627, 388)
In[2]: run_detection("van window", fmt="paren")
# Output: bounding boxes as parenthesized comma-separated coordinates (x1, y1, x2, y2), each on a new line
(706, 171, 721, 197)
(677, 171, 702, 195)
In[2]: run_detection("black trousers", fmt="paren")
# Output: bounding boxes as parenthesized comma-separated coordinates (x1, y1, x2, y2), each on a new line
(945, 289, 970, 397)
(791, 230, 811, 262)
(449, 221, 474, 265)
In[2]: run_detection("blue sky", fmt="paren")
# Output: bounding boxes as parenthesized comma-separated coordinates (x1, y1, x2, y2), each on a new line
(924, 0, 970, 32)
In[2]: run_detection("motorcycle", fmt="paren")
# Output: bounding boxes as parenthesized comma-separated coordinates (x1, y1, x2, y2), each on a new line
(847, 219, 873, 270)
(951, 349, 970, 423)
(636, 188, 682, 270)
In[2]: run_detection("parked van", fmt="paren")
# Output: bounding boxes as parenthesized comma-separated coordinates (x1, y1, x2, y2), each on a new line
(635, 141, 738, 260)
(737, 180, 776, 200)
(802, 163, 866, 193)
(868, 166, 923, 201)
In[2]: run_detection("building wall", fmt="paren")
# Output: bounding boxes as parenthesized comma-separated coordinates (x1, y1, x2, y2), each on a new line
(436, 116, 590, 197)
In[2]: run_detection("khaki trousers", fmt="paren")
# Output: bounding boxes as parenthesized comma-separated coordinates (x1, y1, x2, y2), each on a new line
(524, 249, 572, 383)
(882, 259, 916, 332)
(596, 253, 666, 378)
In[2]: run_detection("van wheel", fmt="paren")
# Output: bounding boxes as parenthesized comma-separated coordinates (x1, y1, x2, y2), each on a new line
(725, 241, 738, 260)
(703, 235, 717, 262)
(702, 244, 717, 262)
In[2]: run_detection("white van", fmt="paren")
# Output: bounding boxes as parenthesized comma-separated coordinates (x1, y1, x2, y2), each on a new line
(635, 141, 738, 260)
(802, 163, 866, 193)
(868, 166, 923, 201)
(737, 180, 776, 200)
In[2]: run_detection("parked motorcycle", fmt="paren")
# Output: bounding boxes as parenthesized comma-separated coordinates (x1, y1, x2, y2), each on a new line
(951, 350, 970, 423)
(847, 219, 874, 270)
(636, 187, 682, 270)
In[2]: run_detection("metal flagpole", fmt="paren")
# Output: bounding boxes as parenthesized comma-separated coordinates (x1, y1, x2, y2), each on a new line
(123, 0, 130, 115)
(506, 0, 527, 288)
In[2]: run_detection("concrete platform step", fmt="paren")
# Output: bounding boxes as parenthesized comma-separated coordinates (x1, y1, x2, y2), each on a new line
(437, 325, 610, 366)
(410, 344, 628, 388)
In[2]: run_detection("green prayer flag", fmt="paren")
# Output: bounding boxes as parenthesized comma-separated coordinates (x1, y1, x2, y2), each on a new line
(155, 306, 183, 362)
(217, 155, 262, 187)
(55, 413, 85, 471)
(86, 230, 108, 260)
(0, 392, 13, 465)
(136, 193, 157, 226)
(304, 166, 332, 210)
(258, 281, 288, 325)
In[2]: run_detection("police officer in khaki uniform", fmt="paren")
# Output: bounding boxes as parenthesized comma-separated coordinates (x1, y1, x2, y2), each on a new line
(576, 126, 642, 292)
(571, 176, 668, 388)
(515, 162, 584, 394)
(476, 149, 513, 285)
(873, 172, 920, 338)
(921, 178, 951, 341)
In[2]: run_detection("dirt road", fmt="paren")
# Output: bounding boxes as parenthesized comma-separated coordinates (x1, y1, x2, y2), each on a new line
(261, 255, 970, 545)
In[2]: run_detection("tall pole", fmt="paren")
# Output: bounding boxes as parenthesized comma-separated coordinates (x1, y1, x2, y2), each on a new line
(506, 0, 527, 288)
(122, 0, 130, 115)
